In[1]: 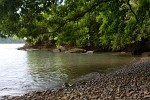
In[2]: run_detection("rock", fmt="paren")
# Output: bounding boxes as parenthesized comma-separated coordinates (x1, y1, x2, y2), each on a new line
(143, 95, 150, 99)
(64, 83, 70, 87)
(86, 51, 94, 54)
(57, 46, 67, 52)
(17, 46, 25, 50)
(61, 95, 68, 100)
(65, 51, 69, 53)
(67, 48, 86, 53)
(52, 49, 61, 52)
(121, 51, 126, 54)
(26, 49, 39, 51)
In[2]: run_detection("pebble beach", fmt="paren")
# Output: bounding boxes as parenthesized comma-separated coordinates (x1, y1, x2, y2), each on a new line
(1, 58, 150, 100)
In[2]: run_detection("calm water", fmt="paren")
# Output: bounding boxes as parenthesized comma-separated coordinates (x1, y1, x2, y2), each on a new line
(0, 44, 140, 96)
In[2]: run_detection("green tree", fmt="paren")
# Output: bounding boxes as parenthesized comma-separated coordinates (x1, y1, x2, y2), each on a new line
(0, 0, 149, 50)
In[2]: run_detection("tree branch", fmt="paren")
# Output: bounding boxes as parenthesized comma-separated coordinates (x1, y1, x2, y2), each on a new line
(127, 0, 138, 22)
(48, 0, 110, 34)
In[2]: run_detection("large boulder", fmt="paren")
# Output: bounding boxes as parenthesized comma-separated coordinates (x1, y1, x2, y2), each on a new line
(86, 51, 94, 54)
(57, 46, 67, 52)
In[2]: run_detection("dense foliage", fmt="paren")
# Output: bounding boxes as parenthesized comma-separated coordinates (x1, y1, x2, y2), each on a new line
(0, 0, 149, 50)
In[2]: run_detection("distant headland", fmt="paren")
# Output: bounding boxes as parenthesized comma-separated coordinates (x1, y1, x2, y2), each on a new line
(0, 37, 24, 44)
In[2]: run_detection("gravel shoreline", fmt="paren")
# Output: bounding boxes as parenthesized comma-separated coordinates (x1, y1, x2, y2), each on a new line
(1, 58, 150, 100)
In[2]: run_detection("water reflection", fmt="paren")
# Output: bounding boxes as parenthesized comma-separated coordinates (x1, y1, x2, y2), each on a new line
(26, 51, 68, 91)
(26, 51, 139, 86)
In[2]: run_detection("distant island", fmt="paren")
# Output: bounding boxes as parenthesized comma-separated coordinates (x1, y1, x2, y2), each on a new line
(0, 37, 24, 44)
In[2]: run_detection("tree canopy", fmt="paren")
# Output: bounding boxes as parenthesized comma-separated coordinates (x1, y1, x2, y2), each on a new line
(0, 0, 149, 50)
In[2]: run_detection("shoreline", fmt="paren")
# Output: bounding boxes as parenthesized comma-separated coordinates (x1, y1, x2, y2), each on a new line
(1, 57, 150, 100)
(17, 45, 150, 57)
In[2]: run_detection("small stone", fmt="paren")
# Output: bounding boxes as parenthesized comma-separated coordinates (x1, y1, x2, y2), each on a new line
(127, 91, 135, 97)
(61, 95, 68, 100)
(143, 95, 150, 99)
(144, 90, 150, 95)
(64, 83, 70, 87)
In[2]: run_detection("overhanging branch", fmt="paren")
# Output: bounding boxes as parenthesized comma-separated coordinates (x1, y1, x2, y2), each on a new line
(48, 0, 110, 34)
